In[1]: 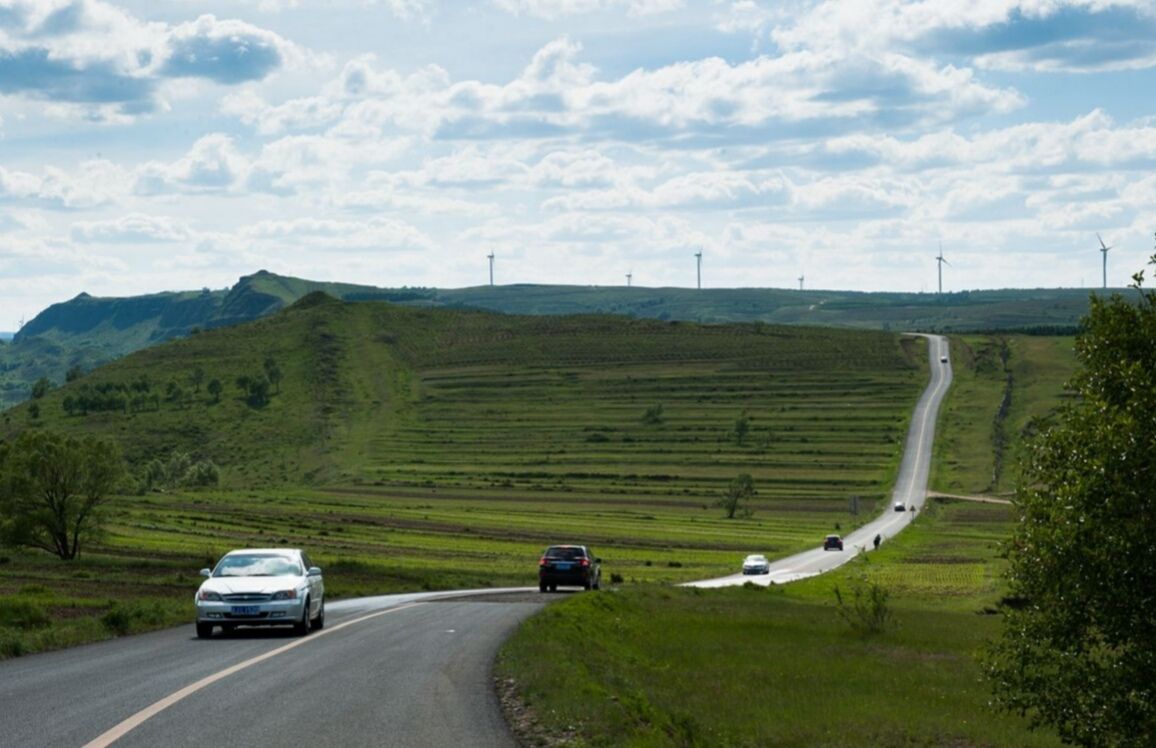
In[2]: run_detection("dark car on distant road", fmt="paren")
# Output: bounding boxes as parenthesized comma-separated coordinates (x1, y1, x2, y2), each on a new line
(823, 534, 844, 551)
(539, 545, 601, 592)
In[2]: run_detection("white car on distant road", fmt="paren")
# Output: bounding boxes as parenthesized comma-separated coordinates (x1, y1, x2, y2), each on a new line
(195, 548, 324, 638)
(741, 554, 770, 575)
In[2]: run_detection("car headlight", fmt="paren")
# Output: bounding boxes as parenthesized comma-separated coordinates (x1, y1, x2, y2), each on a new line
(271, 589, 298, 601)
(198, 590, 222, 601)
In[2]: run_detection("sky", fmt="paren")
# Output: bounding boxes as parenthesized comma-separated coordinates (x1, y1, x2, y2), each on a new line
(2, 0, 1156, 330)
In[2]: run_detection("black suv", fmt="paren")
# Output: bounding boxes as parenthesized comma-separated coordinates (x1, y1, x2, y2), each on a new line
(538, 545, 601, 592)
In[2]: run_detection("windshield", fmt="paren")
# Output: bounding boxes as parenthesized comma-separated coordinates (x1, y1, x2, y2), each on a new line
(544, 547, 585, 561)
(214, 554, 302, 577)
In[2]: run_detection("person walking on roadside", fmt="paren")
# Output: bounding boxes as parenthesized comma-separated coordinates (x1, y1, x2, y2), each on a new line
(873, 533, 881, 550)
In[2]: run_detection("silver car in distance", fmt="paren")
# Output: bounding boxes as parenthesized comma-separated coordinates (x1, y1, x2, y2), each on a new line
(195, 548, 324, 639)
(742, 554, 770, 575)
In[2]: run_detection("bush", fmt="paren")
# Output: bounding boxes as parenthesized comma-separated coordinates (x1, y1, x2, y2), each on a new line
(833, 577, 895, 636)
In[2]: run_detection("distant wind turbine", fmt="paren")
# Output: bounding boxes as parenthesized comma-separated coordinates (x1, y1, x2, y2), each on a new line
(1096, 233, 1112, 289)
(936, 243, 950, 295)
(798, 274, 804, 291)
(487, 252, 495, 287)
(626, 270, 632, 287)
(694, 250, 702, 290)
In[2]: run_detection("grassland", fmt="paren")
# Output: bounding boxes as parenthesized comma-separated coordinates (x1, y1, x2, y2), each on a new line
(498, 499, 1063, 747)
(933, 335, 1076, 495)
(0, 301, 1080, 746)
(1, 299, 929, 656)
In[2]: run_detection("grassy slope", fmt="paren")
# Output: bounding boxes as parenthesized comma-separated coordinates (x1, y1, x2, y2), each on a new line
(498, 500, 1063, 747)
(933, 335, 1075, 494)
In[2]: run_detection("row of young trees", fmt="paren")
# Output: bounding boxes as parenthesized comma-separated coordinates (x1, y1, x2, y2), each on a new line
(34, 357, 284, 417)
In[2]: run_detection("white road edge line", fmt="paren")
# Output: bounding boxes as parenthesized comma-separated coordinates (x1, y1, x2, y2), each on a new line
(82, 602, 425, 748)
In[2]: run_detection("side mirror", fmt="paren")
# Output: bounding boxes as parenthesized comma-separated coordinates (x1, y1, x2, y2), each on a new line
(307, 566, 322, 576)
(199, 568, 211, 578)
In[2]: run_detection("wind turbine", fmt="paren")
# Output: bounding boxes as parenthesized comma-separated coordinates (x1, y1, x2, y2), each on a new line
(487, 252, 495, 287)
(626, 270, 632, 287)
(694, 250, 702, 289)
(936, 242, 950, 295)
(1096, 233, 1112, 289)
(798, 274, 804, 291)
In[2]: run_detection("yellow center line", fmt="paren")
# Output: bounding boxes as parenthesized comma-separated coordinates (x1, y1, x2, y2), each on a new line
(83, 602, 425, 748)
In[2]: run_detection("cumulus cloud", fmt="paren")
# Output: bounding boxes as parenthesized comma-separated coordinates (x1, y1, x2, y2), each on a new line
(490, 0, 683, 19)
(0, 1, 302, 119)
(134, 134, 250, 195)
(0, 160, 126, 208)
(71, 213, 192, 242)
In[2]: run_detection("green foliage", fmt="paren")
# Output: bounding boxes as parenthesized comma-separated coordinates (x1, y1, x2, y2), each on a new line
(0, 431, 127, 559)
(732, 411, 750, 444)
(833, 575, 896, 636)
(986, 256, 1156, 746)
(140, 452, 220, 492)
(30, 377, 51, 399)
(640, 402, 664, 425)
(716, 472, 756, 519)
(0, 597, 50, 629)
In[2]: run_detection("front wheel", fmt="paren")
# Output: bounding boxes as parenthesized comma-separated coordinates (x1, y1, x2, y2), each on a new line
(293, 600, 311, 636)
(196, 622, 213, 639)
(310, 600, 325, 631)
(539, 582, 548, 593)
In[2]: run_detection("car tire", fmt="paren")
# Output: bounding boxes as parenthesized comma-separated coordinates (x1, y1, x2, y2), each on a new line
(549, 584, 556, 592)
(539, 583, 548, 593)
(583, 580, 592, 591)
(310, 600, 325, 631)
(196, 622, 213, 639)
(222, 624, 236, 635)
(293, 600, 310, 636)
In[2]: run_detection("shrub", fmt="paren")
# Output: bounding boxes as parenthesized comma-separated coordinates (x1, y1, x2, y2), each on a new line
(833, 577, 895, 636)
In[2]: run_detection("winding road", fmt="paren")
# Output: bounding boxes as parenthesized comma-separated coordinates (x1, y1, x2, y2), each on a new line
(690, 333, 952, 587)
(0, 335, 951, 746)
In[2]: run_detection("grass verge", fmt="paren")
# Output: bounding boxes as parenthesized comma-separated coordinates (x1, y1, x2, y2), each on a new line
(497, 500, 1062, 747)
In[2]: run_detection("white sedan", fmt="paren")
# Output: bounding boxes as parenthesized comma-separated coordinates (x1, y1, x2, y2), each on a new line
(741, 554, 770, 575)
(195, 548, 325, 638)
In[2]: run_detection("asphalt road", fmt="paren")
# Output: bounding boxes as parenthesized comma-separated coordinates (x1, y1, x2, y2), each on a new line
(688, 333, 952, 588)
(0, 335, 951, 744)
(0, 589, 544, 747)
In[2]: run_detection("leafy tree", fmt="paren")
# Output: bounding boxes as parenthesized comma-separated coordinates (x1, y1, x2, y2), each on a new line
(986, 256, 1156, 746)
(0, 431, 127, 560)
(65, 365, 83, 383)
(207, 378, 222, 403)
(733, 412, 751, 445)
(190, 366, 205, 393)
(30, 377, 51, 399)
(641, 403, 664, 425)
(716, 473, 756, 519)
(236, 374, 270, 408)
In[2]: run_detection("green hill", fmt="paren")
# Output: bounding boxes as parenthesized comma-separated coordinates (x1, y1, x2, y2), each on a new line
(2, 298, 924, 502)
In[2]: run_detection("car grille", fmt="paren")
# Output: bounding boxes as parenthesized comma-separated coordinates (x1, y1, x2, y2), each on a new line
(222, 593, 273, 602)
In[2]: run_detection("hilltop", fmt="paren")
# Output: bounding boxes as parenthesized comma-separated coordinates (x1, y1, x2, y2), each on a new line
(0, 268, 1099, 410)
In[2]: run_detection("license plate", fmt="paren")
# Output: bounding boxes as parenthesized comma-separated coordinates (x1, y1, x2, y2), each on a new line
(231, 606, 260, 616)
(554, 563, 572, 571)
